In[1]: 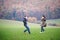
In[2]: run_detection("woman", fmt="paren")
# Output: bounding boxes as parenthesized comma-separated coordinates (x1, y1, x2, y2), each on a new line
(40, 15, 46, 33)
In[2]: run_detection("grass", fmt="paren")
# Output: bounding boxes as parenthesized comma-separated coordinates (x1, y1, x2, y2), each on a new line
(0, 19, 60, 40)
(46, 19, 60, 24)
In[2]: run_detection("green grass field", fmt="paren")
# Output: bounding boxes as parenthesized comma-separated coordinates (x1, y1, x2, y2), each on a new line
(0, 19, 60, 40)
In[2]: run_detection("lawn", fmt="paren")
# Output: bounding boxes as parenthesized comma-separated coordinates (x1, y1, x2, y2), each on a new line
(0, 19, 60, 40)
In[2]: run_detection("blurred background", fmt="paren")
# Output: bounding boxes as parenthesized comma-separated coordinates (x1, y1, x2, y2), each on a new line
(0, 0, 60, 22)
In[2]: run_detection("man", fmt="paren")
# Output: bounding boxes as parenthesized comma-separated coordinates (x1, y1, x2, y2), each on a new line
(40, 15, 46, 33)
(23, 16, 31, 34)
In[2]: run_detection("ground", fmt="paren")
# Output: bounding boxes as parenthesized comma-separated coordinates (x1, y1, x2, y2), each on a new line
(0, 19, 60, 40)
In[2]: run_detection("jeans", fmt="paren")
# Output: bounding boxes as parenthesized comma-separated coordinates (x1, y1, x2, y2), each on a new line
(41, 26, 44, 32)
(24, 24, 30, 34)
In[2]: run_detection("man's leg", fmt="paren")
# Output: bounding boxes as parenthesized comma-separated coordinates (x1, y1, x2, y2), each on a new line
(24, 25, 27, 32)
(26, 25, 31, 34)
(24, 29, 27, 32)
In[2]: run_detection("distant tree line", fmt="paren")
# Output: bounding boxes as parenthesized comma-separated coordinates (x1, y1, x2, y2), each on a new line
(0, 7, 60, 21)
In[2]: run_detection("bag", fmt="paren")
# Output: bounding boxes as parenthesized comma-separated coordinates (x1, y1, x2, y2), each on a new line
(44, 23, 47, 27)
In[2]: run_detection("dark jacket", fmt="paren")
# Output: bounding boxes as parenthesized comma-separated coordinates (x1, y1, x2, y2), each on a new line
(23, 17, 27, 26)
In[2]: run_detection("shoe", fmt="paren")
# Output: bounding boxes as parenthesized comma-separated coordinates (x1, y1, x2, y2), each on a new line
(40, 32, 43, 33)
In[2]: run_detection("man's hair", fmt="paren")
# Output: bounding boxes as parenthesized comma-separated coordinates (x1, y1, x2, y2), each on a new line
(24, 16, 26, 17)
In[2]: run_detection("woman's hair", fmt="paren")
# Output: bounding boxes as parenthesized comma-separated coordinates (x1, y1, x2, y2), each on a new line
(42, 15, 46, 18)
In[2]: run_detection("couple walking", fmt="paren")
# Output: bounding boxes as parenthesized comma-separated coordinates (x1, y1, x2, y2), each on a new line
(23, 15, 47, 34)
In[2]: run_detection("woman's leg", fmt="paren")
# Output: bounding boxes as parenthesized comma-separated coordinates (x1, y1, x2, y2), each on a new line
(41, 26, 44, 32)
